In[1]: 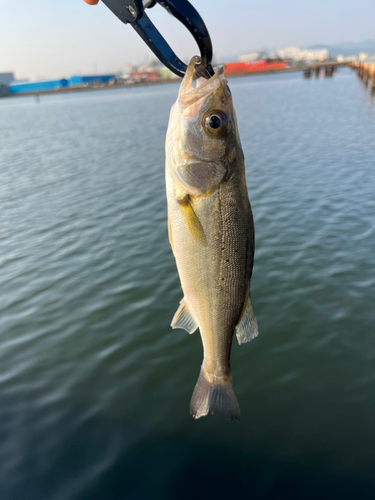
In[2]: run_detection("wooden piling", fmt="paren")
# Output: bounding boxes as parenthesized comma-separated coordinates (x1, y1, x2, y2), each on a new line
(371, 68, 375, 94)
(364, 64, 369, 86)
(353, 61, 375, 93)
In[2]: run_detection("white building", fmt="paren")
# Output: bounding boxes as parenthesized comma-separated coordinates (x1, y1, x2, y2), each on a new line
(276, 47, 329, 62)
(239, 50, 267, 62)
(337, 54, 357, 62)
(358, 53, 375, 62)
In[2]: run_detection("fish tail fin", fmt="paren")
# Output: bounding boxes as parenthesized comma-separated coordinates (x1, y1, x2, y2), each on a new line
(190, 367, 240, 421)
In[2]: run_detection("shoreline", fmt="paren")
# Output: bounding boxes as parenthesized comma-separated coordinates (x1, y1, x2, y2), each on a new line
(3, 62, 348, 99)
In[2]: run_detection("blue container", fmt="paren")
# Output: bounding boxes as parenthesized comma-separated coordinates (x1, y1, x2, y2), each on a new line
(69, 75, 116, 86)
(9, 79, 69, 94)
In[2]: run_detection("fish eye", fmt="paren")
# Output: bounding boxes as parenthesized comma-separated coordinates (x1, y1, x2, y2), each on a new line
(208, 115, 221, 129)
(203, 110, 228, 137)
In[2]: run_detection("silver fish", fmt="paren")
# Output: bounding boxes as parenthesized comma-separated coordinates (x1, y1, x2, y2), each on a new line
(165, 56, 258, 420)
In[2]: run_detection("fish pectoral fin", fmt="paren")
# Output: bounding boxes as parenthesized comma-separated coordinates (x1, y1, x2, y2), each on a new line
(167, 212, 174, 253)
(235, 289, 259, 345)
(177, 195, 207, 246)
(171, 298, 198, 334)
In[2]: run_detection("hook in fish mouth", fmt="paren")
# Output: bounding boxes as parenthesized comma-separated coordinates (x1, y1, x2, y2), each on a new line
(179, 56, 225, 106)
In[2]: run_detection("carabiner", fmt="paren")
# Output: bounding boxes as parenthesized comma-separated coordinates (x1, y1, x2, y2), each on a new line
(101, 0, 214, 79)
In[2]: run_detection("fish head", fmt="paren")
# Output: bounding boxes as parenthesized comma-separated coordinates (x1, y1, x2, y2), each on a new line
(167, 56, 243, 198)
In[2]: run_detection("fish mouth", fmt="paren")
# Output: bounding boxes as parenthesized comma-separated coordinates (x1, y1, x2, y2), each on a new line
(178, 56, 225, 109)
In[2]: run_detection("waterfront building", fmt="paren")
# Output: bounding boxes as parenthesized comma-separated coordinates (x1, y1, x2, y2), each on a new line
(159, 68, 174, 78)
(239, 51, 268, 62)
(337, 55, 358, 62)
(359, 52, 369, 61)
(0, 72, 14, 86)
(9, 79, 69, 94)
(276, 46, 329, 62)
(0, 85, 9, 97)
(69, 74, 116, 87)
(224, 60, 287, 75)
(0, 72, 15, 97)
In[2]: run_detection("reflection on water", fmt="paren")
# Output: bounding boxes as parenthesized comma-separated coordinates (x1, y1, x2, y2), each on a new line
(1, 70, 375, 500)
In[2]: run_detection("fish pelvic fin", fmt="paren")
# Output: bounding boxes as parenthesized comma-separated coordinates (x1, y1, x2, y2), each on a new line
(235, 288, 259, 345)
(190, 367, 240, 421)
(177, 195, 207, 246)
(171, 298, 198, 334)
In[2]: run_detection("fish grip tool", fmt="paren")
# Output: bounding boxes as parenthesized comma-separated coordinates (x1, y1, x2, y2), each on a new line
(100, 0, 214, 78)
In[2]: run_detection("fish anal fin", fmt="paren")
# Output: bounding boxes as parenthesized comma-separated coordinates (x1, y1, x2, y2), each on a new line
(171, 298, 198, 334)
(235, 289, 259, 345)
(177, 195, 207, 246)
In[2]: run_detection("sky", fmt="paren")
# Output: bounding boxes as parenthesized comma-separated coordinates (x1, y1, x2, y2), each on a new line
(1, 0, 375, 81)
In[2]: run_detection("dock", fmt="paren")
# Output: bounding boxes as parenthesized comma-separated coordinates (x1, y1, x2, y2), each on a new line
(350, 61, 375, 93)
(223, 61, 348, 79)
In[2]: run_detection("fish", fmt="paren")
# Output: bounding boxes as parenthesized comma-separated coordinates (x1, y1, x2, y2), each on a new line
(165, 56, 258, 420)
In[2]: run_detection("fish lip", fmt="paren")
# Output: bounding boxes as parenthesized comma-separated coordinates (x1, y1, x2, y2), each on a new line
(178, 57, 225, 106)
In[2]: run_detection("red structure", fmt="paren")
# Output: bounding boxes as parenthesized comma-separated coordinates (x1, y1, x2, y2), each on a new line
(224, 60, 287, 75)
(130, 72, 159, 81)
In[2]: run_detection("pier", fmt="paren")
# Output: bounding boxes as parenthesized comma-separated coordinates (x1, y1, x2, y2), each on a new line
(223, 61, 347, 79)
(350, 61, 375, 93)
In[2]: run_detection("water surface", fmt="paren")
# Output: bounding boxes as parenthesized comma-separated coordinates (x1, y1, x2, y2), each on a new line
(1, 70, 375, 499)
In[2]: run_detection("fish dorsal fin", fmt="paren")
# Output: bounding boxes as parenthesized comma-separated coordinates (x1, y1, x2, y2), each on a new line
(177, 195, 207, 246)
(235, 289, 259, 345)
(171, 298, 198, 334)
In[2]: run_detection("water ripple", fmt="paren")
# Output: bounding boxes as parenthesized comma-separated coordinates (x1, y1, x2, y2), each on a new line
(1, 71, 375, 499)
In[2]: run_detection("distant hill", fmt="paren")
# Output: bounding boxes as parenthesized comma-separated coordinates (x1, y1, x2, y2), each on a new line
(309, 40, 375, 58)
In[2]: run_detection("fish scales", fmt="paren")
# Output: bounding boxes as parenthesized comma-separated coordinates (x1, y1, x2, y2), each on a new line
(166, 56, 258, 420)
